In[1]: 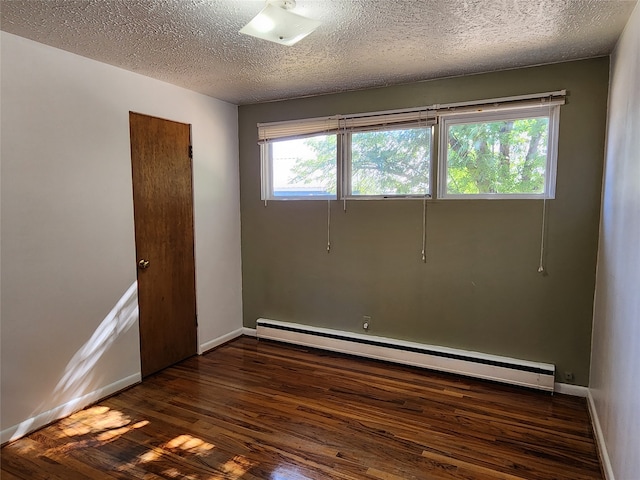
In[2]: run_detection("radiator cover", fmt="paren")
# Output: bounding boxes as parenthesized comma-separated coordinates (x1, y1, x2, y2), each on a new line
(256, 318, 555, 392)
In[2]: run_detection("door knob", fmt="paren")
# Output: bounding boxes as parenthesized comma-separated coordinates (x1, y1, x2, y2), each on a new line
(138, 259, 150, 270)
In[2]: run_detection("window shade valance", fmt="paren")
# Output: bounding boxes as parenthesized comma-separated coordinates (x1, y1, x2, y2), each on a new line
(256, 89, 566, 143)
(257, 111, 436, 143)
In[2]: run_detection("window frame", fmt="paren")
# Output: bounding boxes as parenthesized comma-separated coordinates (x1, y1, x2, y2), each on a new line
(437, 104, 560, 200)
(257, 92, 564, 202)
(260, 133, 339, 201)
(341, 125, 434, 200)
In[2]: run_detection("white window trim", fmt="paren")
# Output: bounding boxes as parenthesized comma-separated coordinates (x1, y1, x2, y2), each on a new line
(437, 105, 560, 200)
(260, 139, 338, 201)
(341, 126, 434, 200)
(257, 90, 565, 202)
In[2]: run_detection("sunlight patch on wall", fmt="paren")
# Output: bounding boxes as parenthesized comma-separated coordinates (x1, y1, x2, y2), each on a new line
(52, 281, 139, 402)
(8, 282, 140, 441)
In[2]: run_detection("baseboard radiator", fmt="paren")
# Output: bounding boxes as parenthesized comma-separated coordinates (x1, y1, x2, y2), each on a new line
(256, 318, 555, 392)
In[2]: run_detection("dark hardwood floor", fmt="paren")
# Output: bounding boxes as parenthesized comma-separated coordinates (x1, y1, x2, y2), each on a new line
(1, 336, 603, 479)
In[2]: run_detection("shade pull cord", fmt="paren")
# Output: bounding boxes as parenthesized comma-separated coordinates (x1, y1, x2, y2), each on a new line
(327, 200, 331, 253)
(264, 200, 268, 207)
(538, 197, 547, 273)
(343, 198, 347, 212)
(538, 96, 552, 274)
(421, 196, 427, 263)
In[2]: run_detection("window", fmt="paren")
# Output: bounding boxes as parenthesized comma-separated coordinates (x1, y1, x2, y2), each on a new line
(258, 116, 340, 200)
(345, 127, 432, 198)
(438, 105, 559, 199)
(258, 91, 564, 201)
(262, 134, 337, 200)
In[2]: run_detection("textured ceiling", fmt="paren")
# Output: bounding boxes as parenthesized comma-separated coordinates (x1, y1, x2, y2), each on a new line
(1, 0, 636, 105)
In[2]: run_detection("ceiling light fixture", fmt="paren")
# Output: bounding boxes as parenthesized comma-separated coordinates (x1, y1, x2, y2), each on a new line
(239, 0, 321, 47)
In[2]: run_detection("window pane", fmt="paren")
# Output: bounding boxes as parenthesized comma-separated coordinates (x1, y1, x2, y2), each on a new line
(271, 135, 337, 198)
(350, 128, 431, 196)
(446, 117, 549, 195)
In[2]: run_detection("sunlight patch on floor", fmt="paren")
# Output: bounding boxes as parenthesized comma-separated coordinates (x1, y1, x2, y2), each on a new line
(4, 439, 37, 455)
(7, 373, 260, 480)
(164, 434, 215, 455)
(162, 467, 197, 478)
(42, 406, 152, 456)
(114, 432, 254, 480)
(129, 434, 253, 480)
(207, 454, 256, 480)
(138, 447, 164, 464)
(60, 406, 126, 435)
(59, 406, 135, 437)
(96, 420, 149, 442)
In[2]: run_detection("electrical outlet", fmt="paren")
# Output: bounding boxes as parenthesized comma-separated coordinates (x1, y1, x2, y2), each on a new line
(362, 315, 371, 331)
(565, 371, 574, 382)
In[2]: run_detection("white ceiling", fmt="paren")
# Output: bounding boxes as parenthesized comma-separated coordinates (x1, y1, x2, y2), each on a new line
(1, 0, 636, 105)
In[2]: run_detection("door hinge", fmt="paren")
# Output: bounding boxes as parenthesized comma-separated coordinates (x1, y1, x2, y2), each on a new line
(188, 145, 193, 159)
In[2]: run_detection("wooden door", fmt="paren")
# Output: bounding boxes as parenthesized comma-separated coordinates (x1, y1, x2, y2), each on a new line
(129, 112, 197, 378)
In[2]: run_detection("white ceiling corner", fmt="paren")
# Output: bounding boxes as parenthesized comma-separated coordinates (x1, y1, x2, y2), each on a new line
(0, 0, 636, 105)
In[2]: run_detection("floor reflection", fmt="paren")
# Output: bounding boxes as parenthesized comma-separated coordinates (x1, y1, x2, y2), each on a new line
(271, 465, 313, 479)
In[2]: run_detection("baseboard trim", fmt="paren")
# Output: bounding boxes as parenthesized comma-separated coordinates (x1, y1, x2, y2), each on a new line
(256, 318, 555, 392)
(1, 373, 141, 445)
(587, 390, 615, 480)
(242, 327, 257, 337)
(199, 328, 244, 354)
(554, 383, 589, 397)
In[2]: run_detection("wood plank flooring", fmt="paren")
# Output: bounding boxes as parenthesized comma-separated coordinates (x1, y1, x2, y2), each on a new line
(1, 336, 603, 479)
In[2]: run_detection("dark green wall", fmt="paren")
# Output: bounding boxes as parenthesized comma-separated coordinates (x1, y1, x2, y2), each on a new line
(238, 58, 609, 386)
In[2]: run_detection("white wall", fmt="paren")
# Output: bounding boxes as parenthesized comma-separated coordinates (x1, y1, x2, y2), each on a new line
(589, 3, 640, 480)
(0, 32, 243, 442)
